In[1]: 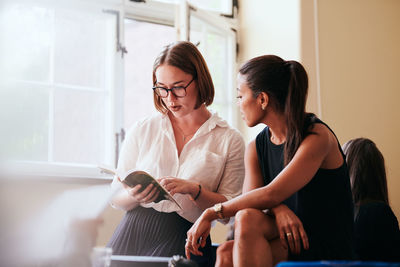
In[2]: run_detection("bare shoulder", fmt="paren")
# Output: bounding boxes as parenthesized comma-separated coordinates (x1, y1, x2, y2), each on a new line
(245, 139, 259, 166)
(307, 122, 343, 168)
(245, 139, 257, 156)
(307, 123, 337, 145)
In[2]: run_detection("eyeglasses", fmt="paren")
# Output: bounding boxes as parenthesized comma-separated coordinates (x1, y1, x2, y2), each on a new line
(152, 78, 195, 98)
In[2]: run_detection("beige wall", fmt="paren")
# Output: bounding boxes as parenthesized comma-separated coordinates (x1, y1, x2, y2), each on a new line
(313, 0, 400, 218)
(238, 0, 400, 219)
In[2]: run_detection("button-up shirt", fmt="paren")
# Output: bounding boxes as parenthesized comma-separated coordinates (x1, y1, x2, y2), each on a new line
(117, 111, 245, 222)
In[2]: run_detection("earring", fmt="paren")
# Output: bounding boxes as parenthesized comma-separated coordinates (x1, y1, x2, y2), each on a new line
(261, 105, 266, 110)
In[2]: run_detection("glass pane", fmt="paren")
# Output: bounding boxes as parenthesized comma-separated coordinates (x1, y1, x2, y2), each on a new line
(190, 16, 230, 119)
(54, 9, 109, 89)
(53, 88, 106, 164)
(0, 83, 49, 161)
(190, 0, 233, 15)
(0, 3, 52, 82)
(0, 2, 115, 169)
(124, 19, 175, 129)
(153, 0, 233, 15)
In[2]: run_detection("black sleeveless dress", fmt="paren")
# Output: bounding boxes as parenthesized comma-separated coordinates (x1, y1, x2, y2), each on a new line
(255, 115, 354, 260)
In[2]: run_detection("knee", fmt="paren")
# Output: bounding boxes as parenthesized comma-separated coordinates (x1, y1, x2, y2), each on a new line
(216, 242, 233, 267)
(217, 241, 233, 255)
(235, 208, 262, 236)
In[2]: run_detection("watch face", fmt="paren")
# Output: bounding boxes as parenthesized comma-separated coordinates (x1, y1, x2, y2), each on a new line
(214, 203, 223, 219)
(214, 203, 222, 211)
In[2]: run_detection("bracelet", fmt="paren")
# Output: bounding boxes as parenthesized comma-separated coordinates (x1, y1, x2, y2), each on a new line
(193, 184, 202, 201)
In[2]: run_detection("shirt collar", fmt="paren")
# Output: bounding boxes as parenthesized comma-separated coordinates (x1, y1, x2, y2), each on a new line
(161, 110, 228, 137)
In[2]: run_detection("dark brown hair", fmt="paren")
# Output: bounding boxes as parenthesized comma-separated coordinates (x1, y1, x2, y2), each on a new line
(152, 41, 214, 113)
(342, 138, 389, 205)
(239, 55, 309, 165)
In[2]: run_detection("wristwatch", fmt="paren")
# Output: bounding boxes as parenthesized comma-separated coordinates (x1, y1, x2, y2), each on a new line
(213, 203, 224, 219)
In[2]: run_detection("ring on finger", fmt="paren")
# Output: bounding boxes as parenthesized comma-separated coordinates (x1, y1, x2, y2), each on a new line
(286, 232, 292, 237)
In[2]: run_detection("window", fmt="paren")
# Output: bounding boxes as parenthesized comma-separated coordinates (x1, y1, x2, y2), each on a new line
(189, 10, 237, 126)
(0, 1, 117, 176)
(122, 0, 239, 130)
(0, 0, 238, 178)
(123, 18, 175, 129)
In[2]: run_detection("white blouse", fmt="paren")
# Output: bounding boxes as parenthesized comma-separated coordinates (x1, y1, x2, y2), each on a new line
(116, 112, 245, 223)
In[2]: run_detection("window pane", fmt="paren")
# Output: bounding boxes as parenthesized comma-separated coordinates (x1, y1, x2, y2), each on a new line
(124, 19, 175, 129)
(53, 88, 106, 164)
(153, 0, 233, 15)
(0, 2, 115, 169)
(0, 3, 52, 82)
(190, 0, 233, 15)
(190, 16, 232, 121)
(0, 83, 49, 161)
(54, 9, 109, 89)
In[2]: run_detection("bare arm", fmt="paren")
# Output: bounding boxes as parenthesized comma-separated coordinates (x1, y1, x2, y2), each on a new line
(159, 177, 228, 210)
(186, 124, 342, 253)
(242, 140, 264, 193)
(221, 124, 337, 217)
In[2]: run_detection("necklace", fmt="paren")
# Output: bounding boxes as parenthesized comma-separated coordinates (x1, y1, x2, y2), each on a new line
(174, 123, 197, 143)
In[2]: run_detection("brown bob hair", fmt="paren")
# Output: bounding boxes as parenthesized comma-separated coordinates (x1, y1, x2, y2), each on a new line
(152, 41, 214, 114)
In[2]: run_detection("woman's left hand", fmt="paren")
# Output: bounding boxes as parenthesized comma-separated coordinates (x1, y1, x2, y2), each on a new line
(185, 209, 214, 259)
(272, 204, 309, 254)
(158, 177, 200, 198)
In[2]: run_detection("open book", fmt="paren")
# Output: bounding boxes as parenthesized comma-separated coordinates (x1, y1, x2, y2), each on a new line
(99, 166, 182, 210)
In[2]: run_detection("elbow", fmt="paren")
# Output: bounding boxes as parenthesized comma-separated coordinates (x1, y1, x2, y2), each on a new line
(110, 194, 138, 211)
(110, 200, 125, 211)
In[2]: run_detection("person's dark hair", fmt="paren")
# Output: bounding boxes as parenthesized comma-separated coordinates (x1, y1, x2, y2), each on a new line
(239, 55, 310, 165)
(152, 41, 214, 114)
(342, 138, 389, 205)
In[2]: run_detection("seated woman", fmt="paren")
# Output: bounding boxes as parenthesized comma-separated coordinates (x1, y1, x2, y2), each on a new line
(107, 41, 245, 267)
(343, 138, 400, 262)
(185, 55, 354, 266)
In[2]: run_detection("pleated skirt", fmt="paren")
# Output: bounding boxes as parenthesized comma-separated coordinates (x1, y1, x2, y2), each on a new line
(107, 206, 213, 266)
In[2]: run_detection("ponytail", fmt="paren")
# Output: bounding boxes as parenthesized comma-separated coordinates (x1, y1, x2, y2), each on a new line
(239, 56, 311, 165)
(283, 61, 309, 165)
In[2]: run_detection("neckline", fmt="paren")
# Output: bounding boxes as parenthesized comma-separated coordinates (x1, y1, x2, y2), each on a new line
(173, 122, 197, 143)
(267, 127, 285, 148)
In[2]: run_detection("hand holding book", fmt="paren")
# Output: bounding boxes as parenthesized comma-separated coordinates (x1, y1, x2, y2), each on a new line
(159, 177, 202, 201)
(99, 166, 182, 209)
(118, 176, 162, 205)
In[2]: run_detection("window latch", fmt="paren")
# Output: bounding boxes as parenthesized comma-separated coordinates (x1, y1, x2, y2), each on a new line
(103, 9, 128, 58)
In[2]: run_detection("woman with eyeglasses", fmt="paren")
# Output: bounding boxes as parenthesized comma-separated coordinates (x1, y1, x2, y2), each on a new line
(107, 41, 245, 266)
(185, 55, 354, 266)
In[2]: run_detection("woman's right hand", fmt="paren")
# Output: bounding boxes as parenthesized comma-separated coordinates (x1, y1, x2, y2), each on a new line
(118, 177, 160, 204)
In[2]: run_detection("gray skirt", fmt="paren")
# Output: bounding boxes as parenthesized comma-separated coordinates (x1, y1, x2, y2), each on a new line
(107, 206, 213, 266)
